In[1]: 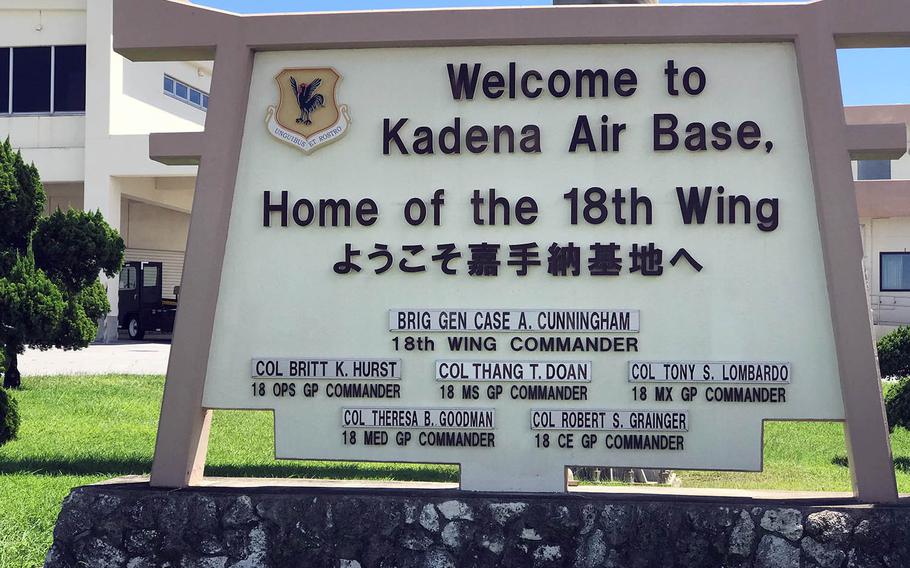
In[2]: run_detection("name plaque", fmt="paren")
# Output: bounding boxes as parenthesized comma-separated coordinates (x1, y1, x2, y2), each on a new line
(628, 361, 791, 383)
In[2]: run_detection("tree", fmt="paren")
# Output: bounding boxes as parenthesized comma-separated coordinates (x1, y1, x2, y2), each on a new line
(0, 387, 19, 447)
(885, 377, 910, 432)
(0, 139, 124, 388)
(877, 325, 910, 378)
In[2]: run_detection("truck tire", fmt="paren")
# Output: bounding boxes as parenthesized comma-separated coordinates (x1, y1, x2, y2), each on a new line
(127, 316, 145, 340)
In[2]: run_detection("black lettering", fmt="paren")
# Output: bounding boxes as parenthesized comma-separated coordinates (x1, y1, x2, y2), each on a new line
(292, 197, 314, 226)
(355, 199, 378, 226)
(515, 196, 538, 225)
(737, 121, 762, 150)
(521, 70, 543, 98)
(676, 186, 711, 224)
(466, 126, 488, 153)
(383, 118, 408, 154)
(548, 70, 571, 97)
(319, 199, 352, 226)
(711, 122, 732, 150)
(520, 125, 541, 153)
(569, 115, 596, 153)
(413, 126, 434, 154)
(653, 113, 679, 151)
(756, 198, 780, 232)
(440, 117, 462, 154)
(615, 68, 637, 97)
(492, 124, 514, 154)
(575, 68, 609, 98)
(263, 190, 288, 227)
(482, 71, 506, 99)
(447, 63, 481, 100)
(684, 122, 707, 151)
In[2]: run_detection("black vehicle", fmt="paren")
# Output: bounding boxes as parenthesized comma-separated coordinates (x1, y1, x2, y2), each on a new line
(118, 261, 178, 340)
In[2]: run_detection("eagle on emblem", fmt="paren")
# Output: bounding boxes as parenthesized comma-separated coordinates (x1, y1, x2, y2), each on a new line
(289, 76, 325, 125)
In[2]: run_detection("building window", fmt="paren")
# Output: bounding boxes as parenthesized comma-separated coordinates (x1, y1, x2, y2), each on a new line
(12, 47, 51, 113)
(858, 160, 892, 181)
(163, 74, 208, 111)
(53, 46, 86, 113)
(0, 48, 8, 114)
(881, 252, 910, 292)
(0, 45, 86, 115)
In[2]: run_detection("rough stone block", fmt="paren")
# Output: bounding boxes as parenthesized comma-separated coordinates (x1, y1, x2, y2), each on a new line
(43, 483, 910, 568)
(759, 508, 803, 541)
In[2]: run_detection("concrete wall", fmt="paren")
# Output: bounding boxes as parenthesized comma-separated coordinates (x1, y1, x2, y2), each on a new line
(0, 5, 86, 47)
(121, 200, 190, 252)
(115, 176, 194, 214)
(0, 116, 86, 182)
(112, 60, 210, 135)
(860, 215, 910, 338)
(894, 153, 910, 180)
(44, 181, 84, 213)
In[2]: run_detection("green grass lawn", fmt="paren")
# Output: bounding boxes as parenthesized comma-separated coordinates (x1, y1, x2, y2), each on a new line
(1, 375, 909, 567)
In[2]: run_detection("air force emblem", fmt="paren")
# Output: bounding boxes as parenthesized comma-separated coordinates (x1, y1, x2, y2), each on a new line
(265, 67, 351, 155)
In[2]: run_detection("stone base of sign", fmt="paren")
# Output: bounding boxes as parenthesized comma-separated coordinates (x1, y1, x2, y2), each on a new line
(44, 478, 910, 568)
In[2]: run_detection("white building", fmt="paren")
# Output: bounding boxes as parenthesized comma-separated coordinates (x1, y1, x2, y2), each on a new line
(848, 105, 910, 338)
(0, 0, 210, 340)
(1, 1, 908, 342)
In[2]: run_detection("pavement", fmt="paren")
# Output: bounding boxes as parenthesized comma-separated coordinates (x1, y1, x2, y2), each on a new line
(19, 338, 171, 376)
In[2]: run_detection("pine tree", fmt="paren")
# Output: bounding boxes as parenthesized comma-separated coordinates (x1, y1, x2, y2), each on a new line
(0, 139, 124, 388)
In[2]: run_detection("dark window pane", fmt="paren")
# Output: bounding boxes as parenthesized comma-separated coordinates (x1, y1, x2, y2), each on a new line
(54, 45, 85, 112)
(12, 46, 51, 113)
(858, 160, 892, 181)
(175, 82, 187, 99)
(0, 48, 8, 113)
(189, 89, 201, 105)
(202, 94, 209, 108)
(143, 265, 159, 287)
(164, 76, 174, 93)
(119, 267, 137, 291)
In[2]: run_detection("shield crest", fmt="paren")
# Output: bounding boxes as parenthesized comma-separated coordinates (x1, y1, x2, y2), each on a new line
(266, 67, 351, 154)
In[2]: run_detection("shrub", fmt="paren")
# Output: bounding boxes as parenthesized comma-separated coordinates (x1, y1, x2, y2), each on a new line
(0, 139, 123, 388)
(0, 387, 19, 446)
(885, 377, 910, 432)
(876, 325, 910, 378)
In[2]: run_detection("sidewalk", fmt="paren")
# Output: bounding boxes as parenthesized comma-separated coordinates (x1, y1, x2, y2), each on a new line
(19, 339, 171, 376)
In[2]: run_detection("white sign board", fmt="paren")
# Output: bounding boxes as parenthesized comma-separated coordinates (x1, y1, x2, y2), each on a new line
(201, 43, 844, 492)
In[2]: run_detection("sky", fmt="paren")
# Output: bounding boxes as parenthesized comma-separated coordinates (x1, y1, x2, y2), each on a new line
(194, 0, 909, 107)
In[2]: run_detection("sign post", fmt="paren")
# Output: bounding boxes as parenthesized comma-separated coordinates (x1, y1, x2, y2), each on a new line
(114, 0, 908, 502)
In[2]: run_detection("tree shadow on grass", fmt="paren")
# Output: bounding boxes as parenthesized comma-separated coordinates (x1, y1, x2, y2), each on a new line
(0, 456, 151, 477)
(0, 456, 458, 482)
(832, 455, 910, 473)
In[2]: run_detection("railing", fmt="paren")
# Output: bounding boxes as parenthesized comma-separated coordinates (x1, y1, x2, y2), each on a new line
(870, 294, 910, 326)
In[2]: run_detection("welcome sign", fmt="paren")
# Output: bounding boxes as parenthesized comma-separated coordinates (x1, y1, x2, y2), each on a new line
(198, 42, 842, 492)
(114, 0, 903, 500)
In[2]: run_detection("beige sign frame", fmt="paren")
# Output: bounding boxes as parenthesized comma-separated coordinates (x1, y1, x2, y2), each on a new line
(113, 0, 909, 502)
